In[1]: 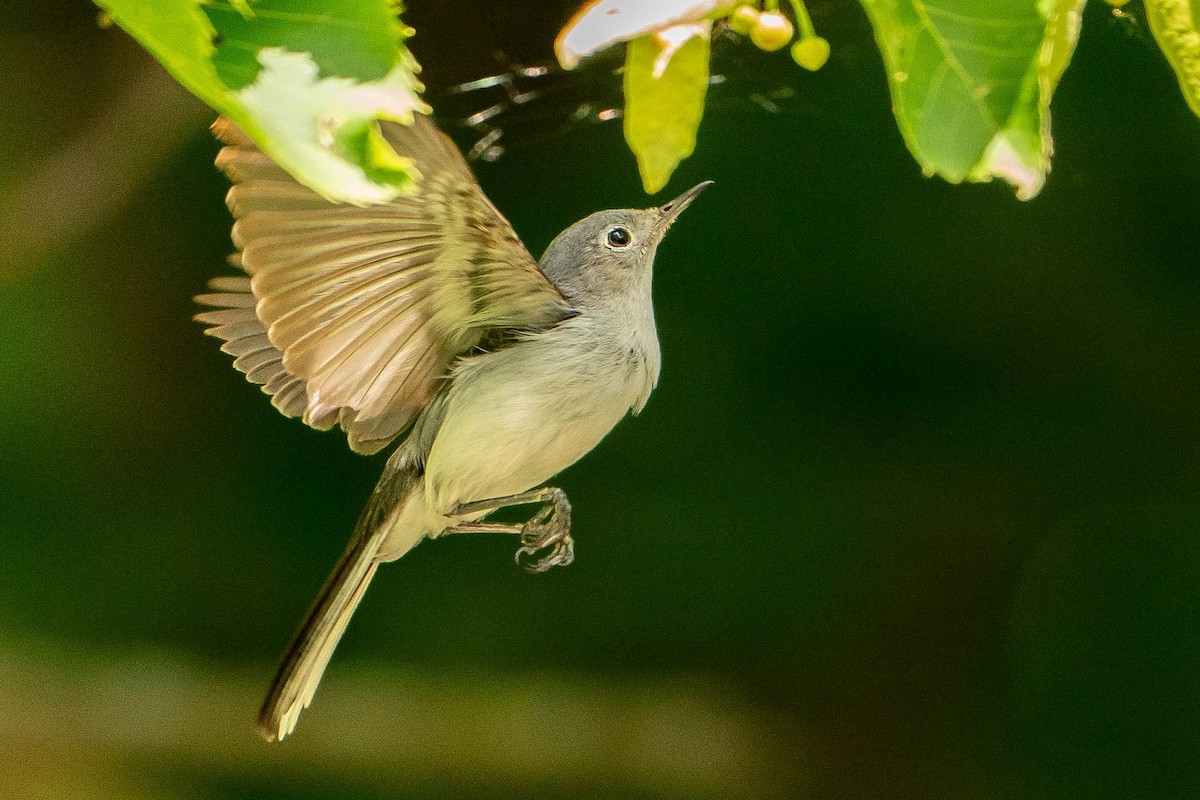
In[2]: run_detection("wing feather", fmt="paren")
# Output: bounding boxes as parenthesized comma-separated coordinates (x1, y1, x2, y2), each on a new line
(196, 282, 303, 418)
(196, 114, 572, 454)
(271, 270, 437, 362)
(228, 183, 332, 216)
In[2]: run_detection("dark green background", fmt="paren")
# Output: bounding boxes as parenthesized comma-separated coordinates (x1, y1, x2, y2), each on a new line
(1, 2, 1198, 798)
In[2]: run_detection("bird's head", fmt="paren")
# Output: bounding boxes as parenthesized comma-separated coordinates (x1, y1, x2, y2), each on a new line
(539, 181, 712, 303)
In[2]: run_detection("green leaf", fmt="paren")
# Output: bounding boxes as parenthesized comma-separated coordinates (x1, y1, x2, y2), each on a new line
(333, 118, 417, 185)
(623, 24, 711, 194)
(204, 0, 401, 90)
(858, 0, 1085, 199)
(94, 0, 427, 204)
(1144, 0, 1200, 119)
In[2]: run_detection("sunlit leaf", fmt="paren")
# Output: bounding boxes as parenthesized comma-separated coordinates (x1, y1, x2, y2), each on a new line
(557, 0, 726, 68)
(859, 0, 1085, 200)
(623, 23, 711, 194)
(1144, 0, 1200, 119)
(93, 0, 427, 204)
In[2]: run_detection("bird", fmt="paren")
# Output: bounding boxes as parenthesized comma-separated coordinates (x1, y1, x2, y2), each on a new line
(194, 112, 709, 742)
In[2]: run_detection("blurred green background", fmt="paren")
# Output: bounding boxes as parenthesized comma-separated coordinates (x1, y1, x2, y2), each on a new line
(3, 2, 1200, 798)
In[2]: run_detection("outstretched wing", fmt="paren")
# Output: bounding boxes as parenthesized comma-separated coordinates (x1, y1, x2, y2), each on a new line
(196, 115, 573, 455)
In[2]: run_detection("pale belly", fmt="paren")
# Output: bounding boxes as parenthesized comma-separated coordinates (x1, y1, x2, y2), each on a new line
(374, 311, 660, 560)
(423, 351, 638, 514)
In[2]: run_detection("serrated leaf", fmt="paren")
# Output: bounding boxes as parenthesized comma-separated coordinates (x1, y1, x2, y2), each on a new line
(94, 0, 427, 204)
(556, 0, 726, 68)
(859, 0, 1085, 199)
(624, 24, 711, 194)
(1144, 0, 1200, 119)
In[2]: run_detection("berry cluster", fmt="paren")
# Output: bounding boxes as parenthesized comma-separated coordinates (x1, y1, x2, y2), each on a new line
(722, 1, 830, 71)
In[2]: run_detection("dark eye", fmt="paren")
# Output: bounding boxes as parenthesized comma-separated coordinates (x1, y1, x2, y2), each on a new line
(606, 227, 632, 248)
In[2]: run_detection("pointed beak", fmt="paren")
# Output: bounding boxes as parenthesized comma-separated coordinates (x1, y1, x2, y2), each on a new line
(657, 180, 713, 232)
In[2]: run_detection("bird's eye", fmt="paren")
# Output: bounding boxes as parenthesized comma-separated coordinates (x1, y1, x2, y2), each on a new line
(605, 227, 632, 249)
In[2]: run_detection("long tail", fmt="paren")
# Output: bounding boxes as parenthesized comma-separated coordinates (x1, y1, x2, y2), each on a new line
(258, 460, 421, 742)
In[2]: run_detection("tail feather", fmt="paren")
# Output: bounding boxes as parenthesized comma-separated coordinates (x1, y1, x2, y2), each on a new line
(258, 459, 421, 742)
(258, 534, 382, 741)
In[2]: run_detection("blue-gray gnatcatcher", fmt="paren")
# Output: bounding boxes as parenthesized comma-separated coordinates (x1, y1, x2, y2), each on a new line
(196, 114, 708, 741)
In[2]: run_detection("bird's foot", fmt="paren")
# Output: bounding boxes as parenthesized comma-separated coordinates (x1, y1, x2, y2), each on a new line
(515, 487, 573, 573)
(451, 486, 575, 572)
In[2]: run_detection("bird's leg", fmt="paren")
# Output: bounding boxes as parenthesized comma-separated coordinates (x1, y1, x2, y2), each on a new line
(448, 487, 574, 573)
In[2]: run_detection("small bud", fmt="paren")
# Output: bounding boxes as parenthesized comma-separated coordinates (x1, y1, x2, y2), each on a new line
(729, 5, 760, 35)
(750, 12, 794, 52)
(791, 36, 830, 71)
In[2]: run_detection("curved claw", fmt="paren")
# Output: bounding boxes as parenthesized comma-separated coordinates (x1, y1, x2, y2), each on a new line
(455, 486, 576, 573)
(516, 494, 573, 571)
(516, 536, 575, 573)
(510, 486, 574, 573)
